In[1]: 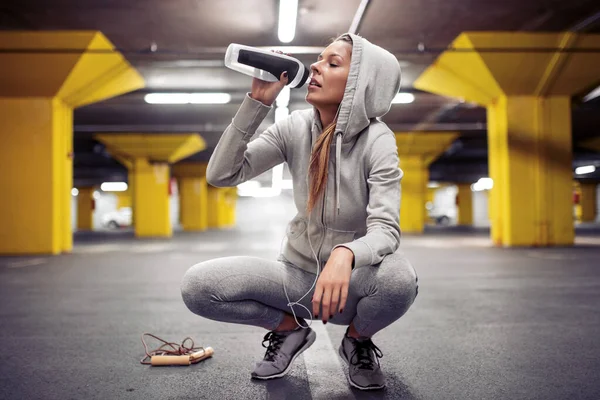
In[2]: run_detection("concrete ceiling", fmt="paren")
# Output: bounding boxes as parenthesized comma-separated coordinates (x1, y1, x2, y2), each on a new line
(1, 0, 600, 186)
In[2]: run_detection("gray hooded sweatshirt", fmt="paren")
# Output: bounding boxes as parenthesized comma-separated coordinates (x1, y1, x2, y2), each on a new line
(207, 33, 403, 274)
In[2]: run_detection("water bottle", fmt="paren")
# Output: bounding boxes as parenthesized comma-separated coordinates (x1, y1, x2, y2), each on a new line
(224, 44, 310, 89)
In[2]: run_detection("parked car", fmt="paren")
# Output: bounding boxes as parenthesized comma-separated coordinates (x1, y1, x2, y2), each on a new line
(427, 205, 456, 226)
(102, 207, 132, 229)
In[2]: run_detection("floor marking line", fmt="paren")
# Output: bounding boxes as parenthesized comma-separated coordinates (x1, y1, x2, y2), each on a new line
(303, 323, 355, 399)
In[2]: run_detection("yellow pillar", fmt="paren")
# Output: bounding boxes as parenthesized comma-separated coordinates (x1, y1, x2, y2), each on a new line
(456, 184, 473, 226)
(172, 163, 209, 231)
(487, 96, 573, 246)
(95, 134, 206, 238)
(0, 31, 144, 255)
(415, 31, 600, 246)
(207, 186, 231, 228)
(396, 133, 459, 234)
(579, 183, 597, 222)
(131, 159, 171, 237)
(399, 157, 428, 234)
(224, 187, 238, 226)
(116, 190, 132, 209)
(179, 177, 208, 231)
(77, 187, 95, 231)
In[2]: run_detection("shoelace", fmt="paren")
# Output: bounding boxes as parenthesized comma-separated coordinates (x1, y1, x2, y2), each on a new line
(350, 338, 384, 370)
(261, 331, 286, 362)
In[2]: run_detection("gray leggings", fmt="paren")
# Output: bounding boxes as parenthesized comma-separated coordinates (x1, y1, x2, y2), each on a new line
(180, 250, 418, 337)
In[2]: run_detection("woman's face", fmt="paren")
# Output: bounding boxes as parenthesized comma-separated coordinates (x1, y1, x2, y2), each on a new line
(305, 40, 352, 109)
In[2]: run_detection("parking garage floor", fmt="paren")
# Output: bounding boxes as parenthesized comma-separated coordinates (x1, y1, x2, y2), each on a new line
(1, 196, 599, 400)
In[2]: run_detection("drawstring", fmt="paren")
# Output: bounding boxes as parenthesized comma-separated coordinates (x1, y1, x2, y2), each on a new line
(335, 132, 342, 215)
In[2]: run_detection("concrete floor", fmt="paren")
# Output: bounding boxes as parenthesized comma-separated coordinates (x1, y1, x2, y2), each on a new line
(1, 195, 600, 400)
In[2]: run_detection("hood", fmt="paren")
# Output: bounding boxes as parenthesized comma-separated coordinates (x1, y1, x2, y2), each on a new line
(329, 33, 402, 214)
(335, 33, 402, 142)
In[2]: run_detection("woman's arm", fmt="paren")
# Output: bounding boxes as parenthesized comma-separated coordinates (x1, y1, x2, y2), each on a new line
(333, 132, 403, 268)
(206, 94, 288, 187)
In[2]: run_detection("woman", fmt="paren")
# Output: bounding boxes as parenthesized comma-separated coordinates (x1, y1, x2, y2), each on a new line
(180, 33, 419, 391)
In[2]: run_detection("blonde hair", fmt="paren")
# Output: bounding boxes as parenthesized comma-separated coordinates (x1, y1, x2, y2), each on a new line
(306, 34, 352, 213)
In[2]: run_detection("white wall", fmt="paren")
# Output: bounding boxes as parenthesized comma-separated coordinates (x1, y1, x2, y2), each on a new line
(473, 190, 490, 227)
(71, 194, 78, 232)
(431, 186, 458, 224)
(93, 192, 118, 230)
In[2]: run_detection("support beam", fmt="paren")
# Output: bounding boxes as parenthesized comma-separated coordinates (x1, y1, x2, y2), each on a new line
(95, 134, 206, 238)
(172, 162, 210, 232)
(132, 159, 171, 237)
(456, 184, 473, 226)
(414, 31, 600, 246)
(576, 182, 598, 222)
(0, 31, 144, 255)
(396, 132, 459, 234)
(77, 187, 95, 231)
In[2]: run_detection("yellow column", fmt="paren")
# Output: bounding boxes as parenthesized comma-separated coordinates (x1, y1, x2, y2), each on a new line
(488, 96, 573, 246)
(116, 190, 132, 209)
(399, 157, 428, 234)
(172, 162, 209, 231)
(131, 159, 171, 237)
(456, 184, 473, 226)
(396, 133, 459, 234)
(0, 98, 73, 254)
(95, 134, 206, 238)
(0, 31, 144, 255)
(128, 171, 136, 228)
(579, 183, 597, 222)
(207, 186, 230, 228)
(415, 32, 600, 246)
(224, 187, 238, 227)
(77, 187, 95, 231)
(179, 177, 208, 231)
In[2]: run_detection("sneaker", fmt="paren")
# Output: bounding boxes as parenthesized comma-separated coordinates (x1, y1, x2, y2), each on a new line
(338, 330, 385, 390)
(251, 326, 316, 380)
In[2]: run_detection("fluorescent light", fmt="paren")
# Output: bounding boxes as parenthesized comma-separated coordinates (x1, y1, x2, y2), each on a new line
(189, 93, 231, 104)
(144, 93, 231, 104)
(427, 182, 440, 188)
(392, 92, 415, 104)
(71, 188, 79, 196)
(471, 177, 493, 192)
(575, 165, 596, 175)
(145, 93, 189, 104)
(278, 0, 298, 43)
(101, 182, 128, 192)
(583, 85, 600, 102)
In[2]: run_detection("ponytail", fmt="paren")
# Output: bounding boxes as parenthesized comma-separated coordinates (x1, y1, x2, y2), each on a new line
(307, 121, 337, 213)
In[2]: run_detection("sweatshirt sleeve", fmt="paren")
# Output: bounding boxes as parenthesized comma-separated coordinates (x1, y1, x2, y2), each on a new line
(206, 93, 287, 187)
(333, 132, 402, 268)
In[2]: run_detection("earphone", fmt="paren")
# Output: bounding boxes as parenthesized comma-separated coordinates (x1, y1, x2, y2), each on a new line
(280, 104, 343, 330)
(280, 211, 321, 329)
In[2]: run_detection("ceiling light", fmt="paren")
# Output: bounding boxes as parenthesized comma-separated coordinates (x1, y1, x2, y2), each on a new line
(71, 188, 79, 196)
(101, 182, 128, 192)
(144, 93, 231, 104)
(392, 92, 415, 104)
(471, 177, 493, 192)
(583, 85, 600, 102)
(278, 0, 298, 43)
(575, 165, 596, 175)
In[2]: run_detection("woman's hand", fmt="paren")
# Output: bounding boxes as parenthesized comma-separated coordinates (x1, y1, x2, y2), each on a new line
(312, 247, 354, 323)
(250, 51, 289, 106)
